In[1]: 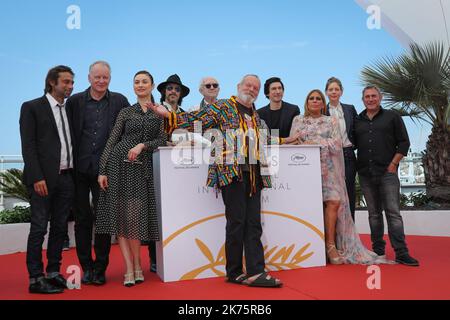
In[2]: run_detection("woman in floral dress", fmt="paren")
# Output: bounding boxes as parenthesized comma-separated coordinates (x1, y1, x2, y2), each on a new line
(290, 89, 387, 265)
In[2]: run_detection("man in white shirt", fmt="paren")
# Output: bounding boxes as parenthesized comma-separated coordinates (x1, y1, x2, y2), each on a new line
(20, 65, 75, 294)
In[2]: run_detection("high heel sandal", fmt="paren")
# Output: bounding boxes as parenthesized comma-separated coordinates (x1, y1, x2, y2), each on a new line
(326, 243, 344, 265)
(134, 270, 144, 284)
(124, 273, 135, 287)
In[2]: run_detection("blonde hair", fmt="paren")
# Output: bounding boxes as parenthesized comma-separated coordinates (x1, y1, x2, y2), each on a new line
(303, 89, 327, 116)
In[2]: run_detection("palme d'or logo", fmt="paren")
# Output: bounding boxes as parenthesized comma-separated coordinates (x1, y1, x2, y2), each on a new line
(163, 211, 324, 281)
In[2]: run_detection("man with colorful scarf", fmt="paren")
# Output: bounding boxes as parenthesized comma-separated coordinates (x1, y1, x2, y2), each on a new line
(148, 75, 299, 287)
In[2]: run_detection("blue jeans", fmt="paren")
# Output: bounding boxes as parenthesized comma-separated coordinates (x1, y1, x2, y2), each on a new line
(359, 172, 409, 257)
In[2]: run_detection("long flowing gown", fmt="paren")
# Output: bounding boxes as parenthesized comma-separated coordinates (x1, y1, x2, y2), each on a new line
(290, 115, 390, 264)
(95, 103, 167, 241)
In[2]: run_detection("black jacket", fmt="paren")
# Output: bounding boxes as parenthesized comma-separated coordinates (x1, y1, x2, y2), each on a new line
(19, 95, 74, 190)
(257, 101, 300, 138)
(66, 88, 130, 170)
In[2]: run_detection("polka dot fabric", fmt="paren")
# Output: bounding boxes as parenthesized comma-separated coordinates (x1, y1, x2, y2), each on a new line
(95, 104, 167, 241)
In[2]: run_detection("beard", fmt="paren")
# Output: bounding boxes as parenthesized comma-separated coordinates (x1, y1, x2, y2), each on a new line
(167, 94, 180, 104)
(237, 91, 256, 105)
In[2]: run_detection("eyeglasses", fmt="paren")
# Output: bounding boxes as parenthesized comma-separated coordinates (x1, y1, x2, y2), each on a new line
(166, 85, 181, 93)
(204, 83, 219, 89)
(308, 96, 322, 101)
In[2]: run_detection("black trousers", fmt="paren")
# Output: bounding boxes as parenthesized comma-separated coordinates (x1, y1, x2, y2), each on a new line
(147, 241, 156, 264)
(221, 172, 265, 278)
(343, 147, 357, 221)
(26, 172, 74, 279)
(73, 171, 111, 272)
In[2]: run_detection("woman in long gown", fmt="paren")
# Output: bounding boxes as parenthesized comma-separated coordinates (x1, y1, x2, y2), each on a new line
(290, 89, 388, 265)
(96, 71, 167, 286)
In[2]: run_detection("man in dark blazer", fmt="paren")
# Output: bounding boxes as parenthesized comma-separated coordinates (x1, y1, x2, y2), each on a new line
(20, 65, 76, 294)
(66, 61, 130, 285)
(257, 77, 300, 138)
(325, 77, 358, 220)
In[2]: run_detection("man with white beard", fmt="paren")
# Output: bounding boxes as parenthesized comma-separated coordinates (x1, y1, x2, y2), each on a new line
(147, 75, 299, 287)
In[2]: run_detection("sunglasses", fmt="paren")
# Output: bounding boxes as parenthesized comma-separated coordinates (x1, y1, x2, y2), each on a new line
(308, 96, 322, 101)
(204, 83, 219, 89)
(166, 85, 181, 93)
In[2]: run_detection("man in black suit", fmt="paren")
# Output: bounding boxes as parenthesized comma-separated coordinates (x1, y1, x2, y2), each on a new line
(324, 77, 358, 220)
(20, 65, 76, 294)
(66, 61, 130, 285)
(257, 77, 300, 138)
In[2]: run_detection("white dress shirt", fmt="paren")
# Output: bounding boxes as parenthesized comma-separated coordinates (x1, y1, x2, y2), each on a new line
(329, 103, 352, 148)
(162, 101, 183, 114)
(46, 93, 73, 170)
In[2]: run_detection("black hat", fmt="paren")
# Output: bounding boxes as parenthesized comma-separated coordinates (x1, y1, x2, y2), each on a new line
(157, 74, 190, 98)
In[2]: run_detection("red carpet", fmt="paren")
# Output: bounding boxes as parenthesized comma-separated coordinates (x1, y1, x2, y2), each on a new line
(1, 235, 449, 300)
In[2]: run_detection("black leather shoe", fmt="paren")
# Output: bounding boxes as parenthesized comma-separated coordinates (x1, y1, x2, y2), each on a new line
(29, 278, 64, 294)
(82, 269, 93, 284)
(92, 271, 106, 285)
(46, 274, 68, 289)
(150, 263, 157, 273)
(396, 254, 419, 266)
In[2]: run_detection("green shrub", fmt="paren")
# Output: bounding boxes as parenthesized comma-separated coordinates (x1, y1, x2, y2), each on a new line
(408, 191, 431, 207)
(0, 206, 31, 224)
(0, 168, 29, 202)
(400, 193, 409, 208)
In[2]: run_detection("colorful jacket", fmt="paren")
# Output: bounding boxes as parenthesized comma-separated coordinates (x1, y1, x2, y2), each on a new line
(166, 96, 280, 192)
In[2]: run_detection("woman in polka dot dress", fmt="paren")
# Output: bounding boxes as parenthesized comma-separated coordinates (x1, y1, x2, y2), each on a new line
(96, 70, 167, 286)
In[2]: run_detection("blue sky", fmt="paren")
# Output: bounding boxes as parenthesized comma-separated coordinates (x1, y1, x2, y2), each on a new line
(0, 0, 431, 154)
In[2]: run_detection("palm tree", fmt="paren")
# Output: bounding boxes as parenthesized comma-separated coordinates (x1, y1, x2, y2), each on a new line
(0, 168, 29, 202)
(361, 42, 450, 203)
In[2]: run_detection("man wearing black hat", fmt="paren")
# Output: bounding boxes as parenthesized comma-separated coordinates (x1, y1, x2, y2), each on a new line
(157, 74, 196, 146)
(157, 74, 190, 114)
(257, 77, 300, 138)
(146, 74, 191, 268)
